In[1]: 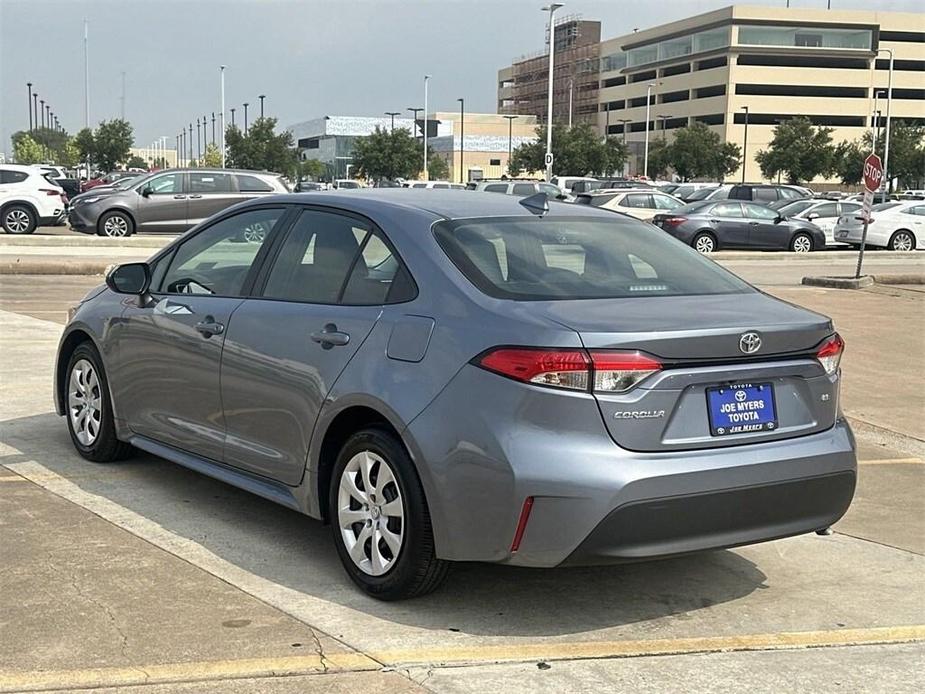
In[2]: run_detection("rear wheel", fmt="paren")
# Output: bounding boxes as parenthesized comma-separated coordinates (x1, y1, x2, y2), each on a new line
(329, 427, 449, 600)
(65, 342, 133, 462)
(790, 232, 814, 253)
(98, 210, 134, 237)
(2, 205, 37, 234)
(692, 231, 716, 254)
(889, 230, 915, 251)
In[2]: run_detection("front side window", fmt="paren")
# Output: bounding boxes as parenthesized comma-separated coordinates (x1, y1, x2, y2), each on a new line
(190, 172, 233, 193)
(434, 216, 752, 301)
(652, 194, 682, 210)
(743, 203, 780, 220)
(812, 203, 839, 218)
(622, 194, 652, 209)
(160, 207, 284, 296)
(142, 173, 183, 195)
(839, 202, 862, 214)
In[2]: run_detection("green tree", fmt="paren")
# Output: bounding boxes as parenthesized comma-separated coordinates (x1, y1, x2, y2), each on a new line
(832, 140, 865, 186)
(508, 124, 627, 177)
(645, 138, 672, 179)
(93, 119, 134, 171)
(755, 117, 835, 184)
(226, 117, 296, 173)
(297, 158, 326, 180)
(125, 155, 148, 170)
(59, 139, 81, 168)
(11, 127, 76, 165)
(667, 122, 741, 181)
(877, 122, 925, 188)
(12, 134, 44, 164)
(201, 142, 222, 167)
(73, 128, 96, 163)
(352, 126, 423, 181)
(428, 154, 449, 181)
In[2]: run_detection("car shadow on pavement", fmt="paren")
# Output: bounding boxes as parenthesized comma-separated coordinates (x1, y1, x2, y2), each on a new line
(1, 412, 768, 638)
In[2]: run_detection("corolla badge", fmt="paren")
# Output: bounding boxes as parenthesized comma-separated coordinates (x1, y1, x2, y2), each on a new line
(739, 332, 762, 354)
(613, 410, 666, 420)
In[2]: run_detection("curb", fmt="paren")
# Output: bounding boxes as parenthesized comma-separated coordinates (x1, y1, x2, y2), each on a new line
(801, 275, 875, 289)
(872, 274, 925, 285)
(0, 260, 109, 275)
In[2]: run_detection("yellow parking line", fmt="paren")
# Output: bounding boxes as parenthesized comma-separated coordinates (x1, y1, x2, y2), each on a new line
(859, 458, 923, 465)
(2, 626, 921, 692)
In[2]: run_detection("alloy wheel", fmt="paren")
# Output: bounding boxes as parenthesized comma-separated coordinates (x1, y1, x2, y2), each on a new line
(103, 215, 129, 237)
(891, 232, 914, 251)
(68, 359, 102, 446)
(792, 234, 812, 253)
(337, 450, 405, 576)
(5, 209, 31, 233)
(695, 235, 715, 253)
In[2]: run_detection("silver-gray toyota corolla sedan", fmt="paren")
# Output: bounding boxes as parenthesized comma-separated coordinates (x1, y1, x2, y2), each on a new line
(55, 190, 857, 600)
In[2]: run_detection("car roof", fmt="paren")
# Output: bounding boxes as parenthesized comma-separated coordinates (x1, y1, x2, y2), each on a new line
(1, 164, 43, 172)
(253, 189, 618, 221)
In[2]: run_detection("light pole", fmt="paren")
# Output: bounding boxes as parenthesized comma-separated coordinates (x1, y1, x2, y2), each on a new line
(407, 107, 422, 141)
(45, 104, 50, 131)
(503, 115, 517, 172)
(40, 99, 45, 129)
(220, 65, 226, 168)
(457, 98, 465, 184)
(211, 112, 216, 145)
(176, 134, 180, 167)
(196, 118, 202, 161)
(568, 78, 574, 127)
(617, 118, 631, 175)
(243, 102, 249, 134)
(657, 114, 669, 141)
(542, 3, 564, 183)
(259, 94, 265, 119)
(423, 75, 431, 180)
(643, 82, 656, 179)
(385, 111, 400, 132)
(188, 123, 193, 163)
(230, 107, 236, 128)
(33, 94, 38, 136)
(27, 83, 33, 132)
(876, 48, 894, 194)
(741, 105, 749, 183)
(83, 19, 90, 129)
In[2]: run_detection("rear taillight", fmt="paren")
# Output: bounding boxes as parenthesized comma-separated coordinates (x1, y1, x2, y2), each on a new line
(590, 351, 663, 392)
(478, 348, 590, 390)
(476, 347, 662, 393)
(660, 216, 687, 226)
(40, 188, 60, 196)
(816, 334, 844, 375)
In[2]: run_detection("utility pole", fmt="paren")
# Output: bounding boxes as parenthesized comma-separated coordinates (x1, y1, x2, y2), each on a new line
(543, 3, 563, 182)
(188, 123, 193, 163)
(230, 108, 236, 128)
(120, 71, 126, 120)
(259, 95, 265, 119)
(27, 83, 33, 131)
(877, 48, 894, 195)
(423, 75, 430, 180)
(211, 112, 216, 145)
(243, 102, 249, 134)
(503, 115, 517, 171)
(457, 98, 465, 184)
(40, 99, 45, 129)
(643, 82, 656, 179)
(83, 20, 90, 129)
(196, 118, 201, 160)
(33, 94, 39, 135)
(741, 105, 749, 183)
(220, 65, 226, 168)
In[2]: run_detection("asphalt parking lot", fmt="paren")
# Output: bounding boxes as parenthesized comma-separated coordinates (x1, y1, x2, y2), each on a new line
(0, 245, 923, 692)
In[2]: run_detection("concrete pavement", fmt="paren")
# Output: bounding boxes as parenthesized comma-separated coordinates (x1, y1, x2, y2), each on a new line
(1, 273, 923, 692)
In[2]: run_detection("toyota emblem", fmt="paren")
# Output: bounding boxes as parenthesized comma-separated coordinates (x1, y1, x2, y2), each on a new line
(739, 332, 761, 354)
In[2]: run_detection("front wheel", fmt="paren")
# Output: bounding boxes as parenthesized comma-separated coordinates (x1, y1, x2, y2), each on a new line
(790, 232, 814, 253)
(98, 210, 134, 237)
(329, 427, 449, 600)
(692, 232, 716, 254)
(2, 205, 37, 234)
(889, 230, 916, 251)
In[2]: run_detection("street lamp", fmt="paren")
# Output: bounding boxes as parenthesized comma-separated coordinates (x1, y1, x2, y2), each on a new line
(875, 48, 894, 194)
(196, 118, 202, 160)
(243, 102, 249, 134)
(423, 75, 431, 180)
(503, 115, 517, 172)
(407, 107, 423, 141)
(40, 99, 45, 129)
(568, 78, 574, 128)
(384, 111, 400, 132)
(617, 118, 631, 175)
(211, 112, 216, 145)
(33, 93, 38, 136)
(643, 82, 658, 179)
(188, 122, 193, 163)
(220, 65, 226, 168)
(542, 3, 564, 182)
(27, 82, 33, 132)
(259, 94, 266, 119)
(230, 107, 236, 128)
(741, 105, 749, 183)
(457, 98, 465, 184)
(45, 104, 51, 131)
(657, 114, 669, 140)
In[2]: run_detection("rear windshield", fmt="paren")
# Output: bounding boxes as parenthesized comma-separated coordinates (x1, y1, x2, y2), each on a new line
(433, 216, 752, 301)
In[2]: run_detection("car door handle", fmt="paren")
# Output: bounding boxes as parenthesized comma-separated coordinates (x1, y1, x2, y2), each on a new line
(310, 324, 350, 349)
(188, 194, 203, 199)
(173, 194, 187, 199)
(195, 316, 225, 338)
(749, 221, 759, 226)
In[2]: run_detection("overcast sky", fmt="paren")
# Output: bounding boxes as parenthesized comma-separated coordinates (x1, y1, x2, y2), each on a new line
(1, 0, 920, 154)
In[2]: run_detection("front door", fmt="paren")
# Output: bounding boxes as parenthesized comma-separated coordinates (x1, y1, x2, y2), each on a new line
(187, 171, 241, 227)
(109, 206, 287, 460)
(221, 208, 405, 484)
(134, 172, 188, 233)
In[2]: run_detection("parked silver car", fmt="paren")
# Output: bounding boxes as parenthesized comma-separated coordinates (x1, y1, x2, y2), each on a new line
(68, 168, 289, 236)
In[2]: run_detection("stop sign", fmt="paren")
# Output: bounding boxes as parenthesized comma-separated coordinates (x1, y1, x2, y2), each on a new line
(863, 153, 883, 193)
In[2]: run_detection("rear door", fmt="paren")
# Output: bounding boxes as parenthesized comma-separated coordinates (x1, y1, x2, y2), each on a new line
(187, 171, 239, 226)
(742, 202, 786, 248)
(134, 172, 188, 232)
(110, 206, 287, 459)
(709, 202, 750, 247)
(220, 207, 410, 484)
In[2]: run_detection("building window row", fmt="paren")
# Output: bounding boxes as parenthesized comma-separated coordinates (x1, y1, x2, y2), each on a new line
(737, 25, 872, 50)
(879, 31, 925, 43)
(696, 56, 728, 71)
(737, 53, 868, 69)
(601, 76, 626, 88)
(630, 70, 657, 83)
(875, 59, 925, 72)
(624, 26, 731, 68)
(694, 84, 726, 99)
(662, 63, 691, 77)
(609, 114, 726, 134)
(735, 84, 867, 98)
(733, 113, 865, 127)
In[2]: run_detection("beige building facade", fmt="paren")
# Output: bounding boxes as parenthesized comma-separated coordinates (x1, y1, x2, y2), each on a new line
(427, 112, 539, 182)
(500, 5, 925, 185)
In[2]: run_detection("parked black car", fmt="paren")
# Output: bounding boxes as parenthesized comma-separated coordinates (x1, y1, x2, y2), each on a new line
(727, 184, 811, 203)
(652, 200, 825, 253)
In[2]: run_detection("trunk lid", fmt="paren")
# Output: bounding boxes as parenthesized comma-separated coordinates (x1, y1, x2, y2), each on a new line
(536, 292, 839, 452)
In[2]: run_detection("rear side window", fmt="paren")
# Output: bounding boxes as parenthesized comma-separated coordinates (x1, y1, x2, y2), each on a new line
(712, 202, 745, 218)
(433, 183, 450, 189)
(0, 169, 28, 184)
(728, 186, 749, 200)
(235, 174, 273, 192)
(190, 172, 233, 193)
(812, 203, 838, 218)
(622, 194, 652, 208)
(434, 216, 751, 301)
(483, 184, 507, 193)
(512, 183, 535, 196)
(753, 188, 777, 202)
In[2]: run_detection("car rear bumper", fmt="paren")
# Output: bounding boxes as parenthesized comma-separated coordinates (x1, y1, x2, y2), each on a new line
(407, 366, 857, 567)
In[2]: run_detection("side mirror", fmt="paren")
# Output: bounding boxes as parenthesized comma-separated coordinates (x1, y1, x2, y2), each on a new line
(140, 185, 152, 198)
(106, 262, 151, 295)
(774, 215, 784, 224)
(806, 212, 819, 220)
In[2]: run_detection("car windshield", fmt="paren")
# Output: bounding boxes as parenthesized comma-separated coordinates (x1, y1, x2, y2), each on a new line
(872, 202, 900, 212)
(687, 187, 718, 201)
(777, 200, 816, 216)
(433, 216, 752, 301)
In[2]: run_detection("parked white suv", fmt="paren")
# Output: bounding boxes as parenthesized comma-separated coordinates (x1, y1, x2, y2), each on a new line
(0, 164, 67, 234)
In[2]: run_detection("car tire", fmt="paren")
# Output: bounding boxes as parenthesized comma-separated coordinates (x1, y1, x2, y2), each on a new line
(2, 204, 37, 234)
(888, 230, 916, 252)
(790, 232, 814, 253)
(692, 231, 716, 254)
(329, 427, 449, 600)
(65, 342, 134, 463)
(98, 210, 134, 237)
